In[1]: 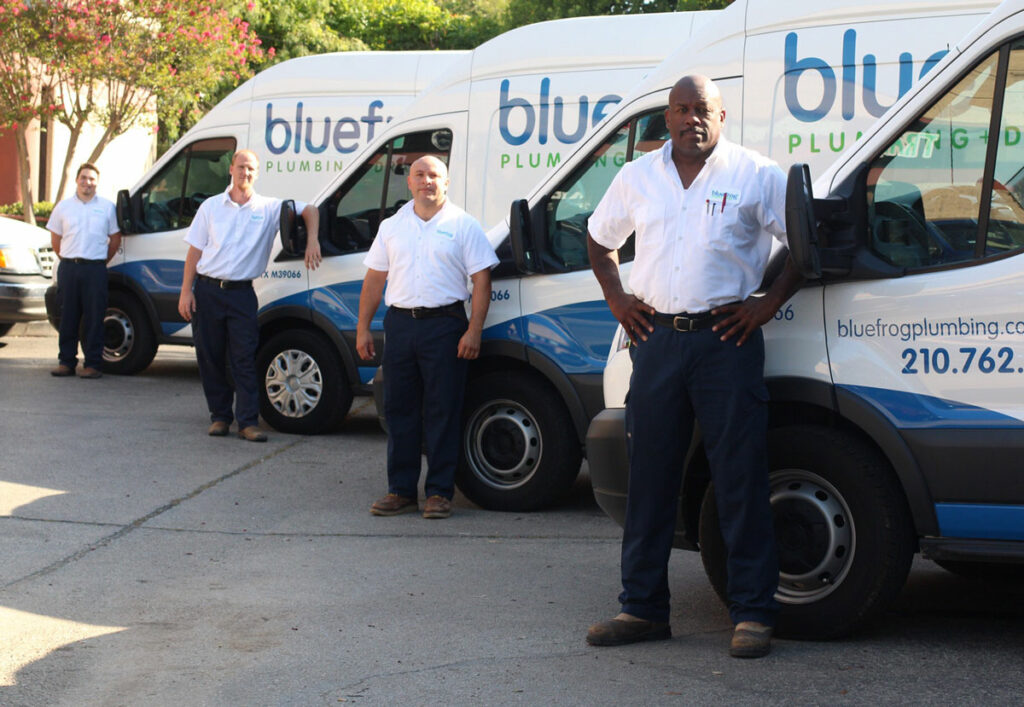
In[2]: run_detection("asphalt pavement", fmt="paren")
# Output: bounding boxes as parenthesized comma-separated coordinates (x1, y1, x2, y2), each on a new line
(1, 329, 1022, 706)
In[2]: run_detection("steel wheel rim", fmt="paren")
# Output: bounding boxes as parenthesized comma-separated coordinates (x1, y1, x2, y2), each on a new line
(465, 398, 541, 489)
(771, 468, 855, 605)
(264, 348, 323, 418)
(103, 308, 134, 361)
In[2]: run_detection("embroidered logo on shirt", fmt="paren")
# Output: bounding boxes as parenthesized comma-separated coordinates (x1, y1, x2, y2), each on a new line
(250, 213, 265, 222)
(436, 229, 455, 240)
(710, 189, 740, 213)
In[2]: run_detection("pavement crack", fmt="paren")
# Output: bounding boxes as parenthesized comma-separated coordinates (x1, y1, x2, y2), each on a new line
(0, 440, 303, 591)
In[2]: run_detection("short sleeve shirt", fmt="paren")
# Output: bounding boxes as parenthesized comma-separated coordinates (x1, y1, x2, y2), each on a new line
(588, 138, 788, 314)
(185, 187, 304, 281)
(364, 200, 499, 308)
(47, 194, 118, 260)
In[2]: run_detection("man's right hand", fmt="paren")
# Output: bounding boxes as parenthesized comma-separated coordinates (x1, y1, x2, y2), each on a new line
(178, 291, 196, 322)
(608, 291, 655, 345)
(356, 329, 374, 360)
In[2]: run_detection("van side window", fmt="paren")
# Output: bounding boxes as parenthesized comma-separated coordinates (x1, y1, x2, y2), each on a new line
(136, 138, 236, 233)
(866, 41, 1024, 270)
(541, 109, 668, 272)
(320, 129, 452, 256)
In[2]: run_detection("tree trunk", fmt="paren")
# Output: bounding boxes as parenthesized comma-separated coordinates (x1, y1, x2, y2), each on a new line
(85, 120, 119, 166)
(14, 126, 35, 224)
(54, 115, 88, 204)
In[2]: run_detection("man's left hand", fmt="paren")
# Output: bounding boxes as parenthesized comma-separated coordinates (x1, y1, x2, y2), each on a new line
(457, 329, 482, 359)
(711, 296, 778, 346)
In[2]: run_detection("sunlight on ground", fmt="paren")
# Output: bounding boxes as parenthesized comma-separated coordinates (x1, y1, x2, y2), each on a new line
(0, 482, 66, 516)
(0, 606, 125, 686)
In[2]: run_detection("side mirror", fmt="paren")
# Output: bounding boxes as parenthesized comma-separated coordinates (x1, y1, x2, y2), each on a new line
(785, 163, 822, 279)
(509, 198, 537, 274)
(115, 189, 134, 234)
(279, 199, 307, 256)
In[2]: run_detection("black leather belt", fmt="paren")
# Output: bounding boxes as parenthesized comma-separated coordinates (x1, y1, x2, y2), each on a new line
(390, 301, 466, 319)
(66, 257, 105, 264)
(197, 274, 253, 289)
(651, 310, 724, 332)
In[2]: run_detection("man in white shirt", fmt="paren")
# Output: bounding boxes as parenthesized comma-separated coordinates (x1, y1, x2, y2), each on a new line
(177, 149, 320, 442)
(356, 155, 498, 519)
(585, 75, 803, 658)
(48, 163, 121, 379)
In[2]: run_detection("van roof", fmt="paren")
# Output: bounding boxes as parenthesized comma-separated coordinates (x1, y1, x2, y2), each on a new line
(191, 51, 468, 133)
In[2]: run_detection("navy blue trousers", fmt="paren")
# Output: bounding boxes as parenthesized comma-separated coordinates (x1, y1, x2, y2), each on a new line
(382, 308, 468, 500)
(620, 324, 779, 626)
(56, 259, 107, 370)
(193, 278, 260, 428)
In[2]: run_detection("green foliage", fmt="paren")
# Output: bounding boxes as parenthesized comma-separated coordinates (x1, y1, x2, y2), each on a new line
(0, 202, 55, 218)
(675, 0, 732, 9)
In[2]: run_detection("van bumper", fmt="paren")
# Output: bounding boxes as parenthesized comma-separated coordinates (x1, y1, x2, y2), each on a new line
(0, 276, 50, 322)
(586, 407, 629, 529)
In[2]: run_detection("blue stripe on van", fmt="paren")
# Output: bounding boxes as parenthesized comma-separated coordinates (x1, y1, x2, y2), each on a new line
(110, 260, 183, 293)
(483, 299, 615, 375)
(307, 281, 386, 330)
(935, 503, 1024, 540)
(838, 385, 1024, 429)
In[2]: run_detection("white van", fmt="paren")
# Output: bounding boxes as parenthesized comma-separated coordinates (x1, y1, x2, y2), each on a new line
(46, 51, 467, 373)
(260, 11, 720, 431)
(587, 0, 1024, 638)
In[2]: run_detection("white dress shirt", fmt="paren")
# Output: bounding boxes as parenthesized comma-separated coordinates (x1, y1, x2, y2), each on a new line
(47, 194, 118, 260)
(588, 138, 788, 314)
(184, 187, 304, 281)
(364, 200, 498, 308)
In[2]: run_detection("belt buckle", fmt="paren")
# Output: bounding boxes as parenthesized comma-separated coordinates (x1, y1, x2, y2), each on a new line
(411, 307, 425, 319)
(672, 315, 695, 332)
(219, 279, 229, 289)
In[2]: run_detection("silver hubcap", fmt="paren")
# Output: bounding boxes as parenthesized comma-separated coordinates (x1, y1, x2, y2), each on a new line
(103, 308, 134, 361)
(264, 348, 323, 418)
(465, 399, 541, 489)
(771, 469, 855, 604)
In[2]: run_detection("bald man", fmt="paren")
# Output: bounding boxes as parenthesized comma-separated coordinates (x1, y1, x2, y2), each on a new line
(179, 149, 321, 442)
(357, 156, 498, 519)
(586, 75, 803, 658)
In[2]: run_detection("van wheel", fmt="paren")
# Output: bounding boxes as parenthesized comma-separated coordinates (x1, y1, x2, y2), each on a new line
(0, 323, 14, 337)
(457, 372, 582, 511)
(103, 291, 157, 375)
(698, 425, 915, 640)
(257, 329, 351, 434)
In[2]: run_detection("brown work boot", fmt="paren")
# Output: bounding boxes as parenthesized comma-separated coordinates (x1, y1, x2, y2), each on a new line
(370, 493, 418, 516)
(237, 425, 267, 442)
(208, 421, 230, 437)
(729, 621, 773, 658)
(77, 367, 102, 379)
(422, 495, 452, 519)
(50, 364, 75, 377)
(586, 614, 671, 646)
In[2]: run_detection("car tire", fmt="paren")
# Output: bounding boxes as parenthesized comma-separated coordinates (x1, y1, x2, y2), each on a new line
(456, 371, 582, 511)
(0, 322, 14, 337)
(257, 329, 351, 434)
(698, 424, 915, 640)
(103, 290, 157, 375)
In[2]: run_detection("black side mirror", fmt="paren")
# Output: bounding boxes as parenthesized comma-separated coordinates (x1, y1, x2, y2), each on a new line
(116, 189, 134, 234)
(785, 163, 822, 279)
(279, 199, 307, 256)
(509, 198, 537, 274)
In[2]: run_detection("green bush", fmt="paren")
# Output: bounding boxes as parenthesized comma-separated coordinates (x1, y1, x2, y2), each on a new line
(0, 202, 55, 220)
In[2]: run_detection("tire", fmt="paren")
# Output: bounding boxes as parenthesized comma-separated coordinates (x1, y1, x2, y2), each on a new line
(0, 322, 14, 337)
(257, 329, 351, 434)
(457, 372, 582, 512)
(699, 425, 915, 640)
(934, 560, 1024, 583)
(103, 291, 157, 375)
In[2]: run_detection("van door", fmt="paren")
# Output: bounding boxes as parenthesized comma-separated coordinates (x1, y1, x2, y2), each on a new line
(823, 38, 1024, 538)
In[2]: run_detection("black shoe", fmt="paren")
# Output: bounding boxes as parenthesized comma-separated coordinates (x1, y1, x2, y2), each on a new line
(586, 616, 671, 646)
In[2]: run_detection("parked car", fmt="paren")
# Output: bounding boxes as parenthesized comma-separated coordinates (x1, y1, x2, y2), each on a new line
(0, 217, 54, 337)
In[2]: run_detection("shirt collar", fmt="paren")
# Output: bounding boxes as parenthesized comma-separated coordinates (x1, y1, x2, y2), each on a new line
(658, 137, 728, 168)
(220, 185, 259, 208)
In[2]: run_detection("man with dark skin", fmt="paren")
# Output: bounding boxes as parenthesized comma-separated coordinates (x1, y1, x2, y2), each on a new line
(586, 74, 803, 658)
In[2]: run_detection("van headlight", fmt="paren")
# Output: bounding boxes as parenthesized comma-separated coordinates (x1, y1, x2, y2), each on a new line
(0, 246, 43, 275)
(609, 323, 630, 357)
